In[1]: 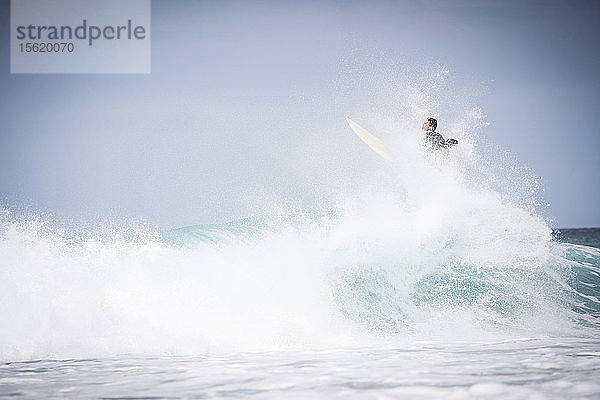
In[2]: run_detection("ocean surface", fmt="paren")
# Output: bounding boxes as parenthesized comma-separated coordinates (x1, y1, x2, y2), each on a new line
(1, 213, 599, 399)
(2, 337, 600, 399)
(554, 228, 600, 250)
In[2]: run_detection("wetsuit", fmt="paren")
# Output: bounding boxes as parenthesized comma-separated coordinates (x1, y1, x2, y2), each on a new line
(424, 131, 458, 151)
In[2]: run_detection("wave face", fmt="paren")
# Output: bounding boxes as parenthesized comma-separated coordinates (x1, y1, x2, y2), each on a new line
(1, 185, 599, 361)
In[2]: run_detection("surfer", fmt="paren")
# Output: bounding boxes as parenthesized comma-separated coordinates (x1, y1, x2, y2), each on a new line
(422, 117, 458, 151)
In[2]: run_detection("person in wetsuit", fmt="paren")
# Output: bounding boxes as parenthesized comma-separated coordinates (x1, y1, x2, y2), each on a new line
(421, 117, 458, 151)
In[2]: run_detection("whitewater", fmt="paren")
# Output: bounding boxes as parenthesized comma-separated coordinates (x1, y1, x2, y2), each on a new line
(1, 69, 600, 399)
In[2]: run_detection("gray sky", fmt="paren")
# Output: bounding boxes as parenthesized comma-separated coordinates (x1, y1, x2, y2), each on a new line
(0, 0, 599, 228)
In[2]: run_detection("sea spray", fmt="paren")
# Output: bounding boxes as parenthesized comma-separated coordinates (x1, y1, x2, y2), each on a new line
(1, 188, 598, 361)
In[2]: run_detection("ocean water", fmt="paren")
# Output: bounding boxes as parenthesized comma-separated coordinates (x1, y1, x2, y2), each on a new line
(2, 338, 600, 399)
(554, 228, 600, 250)
(1, 202, 600, 398)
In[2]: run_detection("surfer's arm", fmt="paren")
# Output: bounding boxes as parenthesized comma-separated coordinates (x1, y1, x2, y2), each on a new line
(445, 138, 458, 146)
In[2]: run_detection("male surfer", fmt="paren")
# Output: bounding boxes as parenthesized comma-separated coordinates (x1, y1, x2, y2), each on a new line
(422, 117, 458, 151)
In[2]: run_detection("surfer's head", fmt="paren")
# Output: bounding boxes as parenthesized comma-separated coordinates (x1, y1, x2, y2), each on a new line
(422, 117, 437, 132)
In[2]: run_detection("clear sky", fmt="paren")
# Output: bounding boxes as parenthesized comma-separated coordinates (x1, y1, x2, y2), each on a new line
(0, 0, 599, 228)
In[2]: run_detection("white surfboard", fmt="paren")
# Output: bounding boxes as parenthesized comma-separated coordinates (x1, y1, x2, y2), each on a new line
(346, 117, 395, 162)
